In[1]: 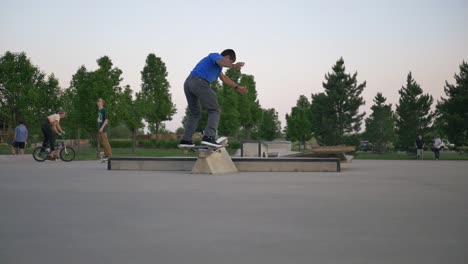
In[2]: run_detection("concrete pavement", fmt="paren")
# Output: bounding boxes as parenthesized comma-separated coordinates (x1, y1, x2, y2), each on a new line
(1, 156, 467, 264)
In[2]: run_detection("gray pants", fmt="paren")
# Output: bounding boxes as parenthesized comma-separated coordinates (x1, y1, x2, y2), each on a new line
(182, 76, 220, 140)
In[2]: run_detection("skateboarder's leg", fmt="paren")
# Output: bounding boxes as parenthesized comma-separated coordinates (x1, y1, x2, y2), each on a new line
(198, 86, 220, 138)
(182, 77, 202, 142)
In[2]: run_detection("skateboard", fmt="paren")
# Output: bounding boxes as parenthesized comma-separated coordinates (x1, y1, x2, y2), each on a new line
(178, 136, 228, 154)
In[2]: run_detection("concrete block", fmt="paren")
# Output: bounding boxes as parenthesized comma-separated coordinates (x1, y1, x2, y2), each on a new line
(191, 147, 238, 174)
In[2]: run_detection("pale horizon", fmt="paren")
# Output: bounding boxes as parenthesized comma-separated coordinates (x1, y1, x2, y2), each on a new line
(1, 0, 467, 132)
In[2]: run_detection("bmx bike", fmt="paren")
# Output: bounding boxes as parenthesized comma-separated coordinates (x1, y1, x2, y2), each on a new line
(32, 136, 76, 162)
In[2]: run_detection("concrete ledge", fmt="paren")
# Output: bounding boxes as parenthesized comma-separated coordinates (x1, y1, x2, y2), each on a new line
(233, 157, 340, 172)
(109, 157, 196, 171)
(109, 157, 340, 172)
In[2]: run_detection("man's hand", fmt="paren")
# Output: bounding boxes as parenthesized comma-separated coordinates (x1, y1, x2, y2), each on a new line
(61, 131, 66, 135)
(231, 62, 245, 70)
(99, 128, 103, 133)
(236, 86, 248, 95)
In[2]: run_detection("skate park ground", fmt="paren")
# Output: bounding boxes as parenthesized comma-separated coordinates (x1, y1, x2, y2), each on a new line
(1, 156, 467, 264)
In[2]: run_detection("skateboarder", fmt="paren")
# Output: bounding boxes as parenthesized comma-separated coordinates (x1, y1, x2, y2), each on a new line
(180, 49, 248, 148)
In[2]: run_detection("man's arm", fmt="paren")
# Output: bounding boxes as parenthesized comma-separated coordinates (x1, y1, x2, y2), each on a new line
(57, 122, 65, 134)
(99, 119, 108, 133)
(51, 122, 64, 135)
(51, 124, 60, 134)
(219, 72, 248, 95)
(216, 59, 244, 70)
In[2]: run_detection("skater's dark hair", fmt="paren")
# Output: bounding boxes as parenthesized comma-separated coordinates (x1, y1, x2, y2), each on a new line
(18, 120, 24, 125)
(221, 49, 236, 62)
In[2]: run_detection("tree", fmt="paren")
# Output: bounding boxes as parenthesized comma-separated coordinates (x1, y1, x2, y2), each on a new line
(257, 108, 281, 141)
(364, 93, 396, 152)
(118, 85, 144, 153)
(237, 74, 262, 139)
(65, 56, 124, 142)
(181, 104, 208, 134)
(316, 57, 366, 145)
(436, 61, 468, 146)
(310, 93, 335, 145)
(218, 69, 241, 137)
(395, 72, 434, 151)
(0, 51, 62, 137)
(140, 53, 176, 134)
(285, 95, 312, 150)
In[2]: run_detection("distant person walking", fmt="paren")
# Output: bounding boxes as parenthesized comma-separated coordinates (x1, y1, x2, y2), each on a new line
(433, 135, 442, 160)
(97, 98, 112, 160)
(12, 120, 28, 155)
(415, 135, 425, 160)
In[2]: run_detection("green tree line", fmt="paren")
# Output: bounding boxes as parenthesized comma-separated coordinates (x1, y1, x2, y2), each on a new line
(1, 51, 466, 152)
(0, 51, 282, 151)
(285, 58, 468, 151)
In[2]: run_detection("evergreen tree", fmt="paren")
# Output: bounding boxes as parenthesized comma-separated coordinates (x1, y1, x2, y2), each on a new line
(285, 95, 312, 150)
(63, 66, 90, 141)
(28, 74, 63, 124)
(436, 61, 468, 146)
(364, 93, 396, 152)
(218, 69, 241, 136)
(0, 51, 62, 136)
(310, 92, 335, 145)
(318, 57, 366, 145)
(118, 85, 144, 153)
(66, 56, 123, 140)
(257, 108, 281, 141)
(237, 74, 261, 139)
(395, 72, 434, 151)
(140, 53, 176, 134)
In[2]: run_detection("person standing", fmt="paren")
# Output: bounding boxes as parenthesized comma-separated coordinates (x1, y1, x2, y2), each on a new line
(41, 112, 66, 152)
(415, 135, 425, 160)
(97, 98, 112, 160)
(433, 135, 442, 160)
(12, 120, 28, 155)
(180, 49, 248, 147)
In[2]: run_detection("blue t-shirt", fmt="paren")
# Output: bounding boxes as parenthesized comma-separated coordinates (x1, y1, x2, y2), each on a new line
(15, 125, 28, 142)
(189, 53, 224, 82)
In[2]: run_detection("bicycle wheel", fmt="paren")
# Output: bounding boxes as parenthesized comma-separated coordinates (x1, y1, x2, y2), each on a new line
(32, 147, 48, 162)
(60, 146, 75, 162)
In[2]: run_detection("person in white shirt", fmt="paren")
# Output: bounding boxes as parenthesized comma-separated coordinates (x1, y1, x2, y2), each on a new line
(41, 112, 66, 152)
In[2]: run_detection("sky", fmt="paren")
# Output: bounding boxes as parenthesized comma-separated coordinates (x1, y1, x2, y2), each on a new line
(1, 0, 467, 132)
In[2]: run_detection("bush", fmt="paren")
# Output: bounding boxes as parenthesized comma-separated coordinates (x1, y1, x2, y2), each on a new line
(109, 140, 132, 148)
(228, 140, 241, 150)
(342, 134, 362, 148)
(454, 146, 468, 155)
(139, 139, 179, 149)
